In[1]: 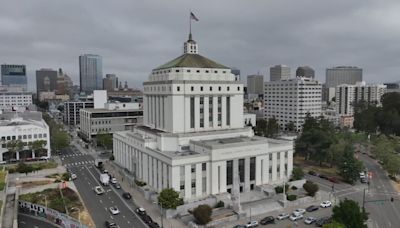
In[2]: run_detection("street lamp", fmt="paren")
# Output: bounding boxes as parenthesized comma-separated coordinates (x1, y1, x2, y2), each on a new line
(153, 201, 164, 228)
(70, 207, 81, 227)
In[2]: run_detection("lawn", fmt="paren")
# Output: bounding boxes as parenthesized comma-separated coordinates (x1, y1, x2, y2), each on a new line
(294, 155, 339, 177)
(5, 161, 58, 173)
(0, 171, 6, 191)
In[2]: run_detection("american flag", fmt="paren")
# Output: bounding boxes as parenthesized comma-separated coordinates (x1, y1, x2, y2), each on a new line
(190, 12, 199, 21)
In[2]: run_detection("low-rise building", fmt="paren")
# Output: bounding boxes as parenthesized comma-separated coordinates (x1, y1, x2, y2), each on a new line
(0, 86, 33, 111)
(0, 111, 50, 162)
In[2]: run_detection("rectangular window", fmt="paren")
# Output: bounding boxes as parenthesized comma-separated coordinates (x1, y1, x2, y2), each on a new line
(226, 160, 233, 185)
(190, 97, 195, 128)
(177, 86, 180, 91)
(209, 97, 213, 127)
(200, 97, 204, 128)
(250, 157, 256, 181)
(217, 97, 222, 126)
(202, 163, 206, 171)
(226, 96, 230, 126)
(239, 159, 245, 183)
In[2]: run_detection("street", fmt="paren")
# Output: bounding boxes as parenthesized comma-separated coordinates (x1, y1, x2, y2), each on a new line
(60, 145, 147, 228)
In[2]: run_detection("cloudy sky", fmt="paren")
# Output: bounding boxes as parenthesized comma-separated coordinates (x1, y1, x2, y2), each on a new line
(1, 0, 399, 91)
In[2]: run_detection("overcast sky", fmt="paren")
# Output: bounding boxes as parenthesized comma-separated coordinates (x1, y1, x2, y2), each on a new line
(1, 0, 399, 91)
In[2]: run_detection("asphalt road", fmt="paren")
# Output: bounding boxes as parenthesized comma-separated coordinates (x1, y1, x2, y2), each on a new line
(18, 213, 59, 228)
(60, 146, 147, 228)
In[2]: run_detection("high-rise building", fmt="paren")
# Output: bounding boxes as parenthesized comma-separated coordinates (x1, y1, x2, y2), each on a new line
(325, 66, 362, 101)
(1, 64, 27, 89)
(264, 77, 322, 131)
(247, 75, 264, 95)
(336, 81, 386, 116)
(79, 54, 103, 93)
(56, 68, 73, 96)
(103, 74, 118, 91)
(296, 66, 315, 79)
(270, 65, 290, 81)
(36, 68, 58, 98)
(112, 32, 293, 201)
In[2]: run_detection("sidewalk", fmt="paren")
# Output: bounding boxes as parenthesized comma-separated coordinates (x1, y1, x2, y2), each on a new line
(103, 161, 187, 228)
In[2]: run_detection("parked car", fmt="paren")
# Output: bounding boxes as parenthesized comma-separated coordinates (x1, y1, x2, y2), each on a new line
(318, 174, 327, 179)
(304, 217, 317, 224)
(260, 216, 275, 225)
(71, 173, 77, 180)
(148, 222, 160, 228)
(122, 192, 132, 199)
(109, 206, 120, 215)
(289, 213, 303, 221)
(94, 186, 105, 195)
(293, 208, 306, 215)
(135, 207, 147, 216)
(360, 177, 367, 183)
(316, 217, 332, 227)
(308, 170, 317, 176)
(105, 221, 119, 228)
(141, 215, 153, 224)
(327, 176, 339, 183)
(111, 177, 117, 184)
(114, 183, 121, 189)
(245, 221, 258, 227)
(276, 213, 290, 220)
(320, 201, 332, 208)
(306, 205, 319, 212)
(233, 226, 246, 228)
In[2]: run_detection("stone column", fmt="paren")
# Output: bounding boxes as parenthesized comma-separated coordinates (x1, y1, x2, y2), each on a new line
(272, 152, 277, 182)
(195, 163, 202, 197)
(232, 159, 239, 193)
(171, 166, 180, 192)
(184, 165, 191, 199)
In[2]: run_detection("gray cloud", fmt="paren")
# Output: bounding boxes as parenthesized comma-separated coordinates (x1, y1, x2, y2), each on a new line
(0, 0, 399, 91)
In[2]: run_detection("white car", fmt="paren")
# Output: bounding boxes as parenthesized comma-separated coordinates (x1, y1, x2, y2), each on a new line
(245, 220, 258, 227)
(289, 213, 303, 221)
(320, 201, 332, 208)
(109, 206, 120, 215)
(94, 186, 105, 195)
(111, 177, 117, 184)
(277, 213, 290, 220)
(304, 217, 317, 224)
(71, 174, 77, 180)
(293, 208, 306, 215)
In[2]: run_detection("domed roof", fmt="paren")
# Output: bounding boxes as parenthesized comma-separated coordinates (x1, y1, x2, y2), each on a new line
(154, 53, 229, 70)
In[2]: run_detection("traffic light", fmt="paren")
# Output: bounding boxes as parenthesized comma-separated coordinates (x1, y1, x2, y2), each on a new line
(391, 197, 394, 202)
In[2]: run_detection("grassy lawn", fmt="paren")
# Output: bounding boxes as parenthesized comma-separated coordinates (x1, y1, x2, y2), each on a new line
(20, 187, 94, 227)
(0, 171, 6, 191)
(4, 161, 58, 173)
(294, 155, 339, 177)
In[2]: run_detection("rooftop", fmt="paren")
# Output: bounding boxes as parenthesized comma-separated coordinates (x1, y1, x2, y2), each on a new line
(154, 53, 229, 70)
(82, 108, 142, 113)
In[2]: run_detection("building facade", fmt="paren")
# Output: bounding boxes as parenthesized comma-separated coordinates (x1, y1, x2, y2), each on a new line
(103, 74, 118, 91)
(79, 54, 103, 93)
(264, 77, 322, 131)
(36, 68, 58, 97)
(1, 64, 27, 89)
(113, 33, 293, 202)
(336, 81, 386, 116)
(63, 101, 94, 126)
(247, 75, 264, 95)
(325, 66, 362, 101)
(296, 66, 315, 79)
(270, 65, 290, 82)
(0, 86, 32, 111)
(0, 112, 50, 162)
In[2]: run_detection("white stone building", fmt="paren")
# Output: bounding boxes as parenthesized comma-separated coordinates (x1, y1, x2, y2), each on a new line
(0, 86, 33, 111)
(336, 81, 386, 116)
(113, 33, 294, 202)
(264, 77, 322, 131)
(0, 112, 50, 162)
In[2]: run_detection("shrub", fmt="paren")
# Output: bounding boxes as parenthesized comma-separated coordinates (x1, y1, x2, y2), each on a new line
(135, 179, 147, 187)
(193, 204, 212, 225)
(62, 173, 70, 181)
(303, 181, 319, 197)
(275, 184, 289, 194)
(158, 188, 184, 209)
(286, 194, 297, 201)
(291, 167, 305, 180)
(215, 201, 224, 208)
(291, 186, 298, 190)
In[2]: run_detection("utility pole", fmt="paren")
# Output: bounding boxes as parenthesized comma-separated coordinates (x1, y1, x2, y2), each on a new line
(363, 188, 366, 209)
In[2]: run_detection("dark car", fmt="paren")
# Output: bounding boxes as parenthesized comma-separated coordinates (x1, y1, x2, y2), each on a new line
(316, 217, 331, 227)
(306, 205, 319, 212)
(260, 216, 275, 225)
(318, 174, 328, 179)
(142, 215, 153, 224)
(149, 222, 160, 228)
(122, 192, 132, 199)
(105, 220, 119, 228)
(308, 170, 317, 176)
(233, 226, 246, 228)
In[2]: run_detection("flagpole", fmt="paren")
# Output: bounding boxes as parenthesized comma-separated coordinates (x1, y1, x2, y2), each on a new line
(189, 11, 192, 35)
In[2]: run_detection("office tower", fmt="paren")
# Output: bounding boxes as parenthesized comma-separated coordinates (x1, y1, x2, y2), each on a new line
(1, 64, 27, 89)
(36, 68, 58, 97)
(325, 66, 362, 101)
(79, 54, 103, 93)
(56, 68, 73, 95)
(113, 31, 293, 200)
(264, 77, 322, 131)
(296, 66, 315, 79)
(247, 75, 264, 95)
(336, 82, 386, 116)
(270, 65, 290, 81)
(103, 74, 118, 91)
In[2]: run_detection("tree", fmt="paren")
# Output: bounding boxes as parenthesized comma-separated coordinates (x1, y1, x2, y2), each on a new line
(7, 140, 24, 160)
(16, 162, 34, 175)
(96, 133, 113, 150)
(383, 154, 400, 177)
(338, 145, 363, 184)
(286, 121, 295, 132)
(332, 198, 368, 228)
(157, 188, 183, 209)
(30, 140, 47, 157)
(53, 131, 70, 151)
(323, 221, 346, 228)
(266, 117, 279, 138)
(254, 119, 267, 136)
(291, 167, 304, 180)
(303, 180, 319, 197)
(193, 204, 212, 225)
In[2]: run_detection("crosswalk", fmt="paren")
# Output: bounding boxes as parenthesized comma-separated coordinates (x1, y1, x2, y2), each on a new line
(61, 153, 85, 158)
(64, 160, 94, 167)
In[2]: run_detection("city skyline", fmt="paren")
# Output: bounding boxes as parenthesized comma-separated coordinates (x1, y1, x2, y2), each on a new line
(1, 0, 400, 92)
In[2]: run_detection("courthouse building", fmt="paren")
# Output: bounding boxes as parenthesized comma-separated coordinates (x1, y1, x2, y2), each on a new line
(113, 33, 293, 201)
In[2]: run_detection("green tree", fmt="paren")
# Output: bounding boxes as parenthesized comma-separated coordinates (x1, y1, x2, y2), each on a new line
(332, 198, 368, 228)
(6, 140, 24, 160)
(323, 221, 346, 228)
(193, 204, 212, 225)
(266, 117, 279, 138)
(291, 167, 304, 180)
(285, 121, 296, 132)
(157, 188, 183, 209)
(254, 119, 267, 136)
(338, 145, 363, 184)
(303, 180, 319, 197)
(383, 154, 400, 177)
(16, 162, 34, 175)
(96, 133, 113, 150)
(30, 140, 47, 157)
(53, 131, 70, 151)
